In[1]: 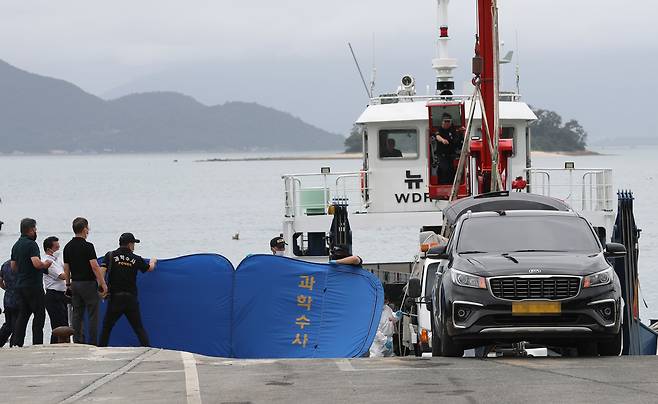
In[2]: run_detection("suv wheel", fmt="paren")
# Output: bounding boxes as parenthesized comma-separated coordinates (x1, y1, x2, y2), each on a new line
(430, 307, 441, 357)
(439, 312, 464, 357)
(598, 331, 622, 356)
(576, 342, 598, 357)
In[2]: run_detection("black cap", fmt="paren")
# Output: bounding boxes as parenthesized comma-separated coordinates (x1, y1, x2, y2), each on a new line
(270, 236, 286, 248)
(119, 233, 140, 245)
(329, 244, 351, 260)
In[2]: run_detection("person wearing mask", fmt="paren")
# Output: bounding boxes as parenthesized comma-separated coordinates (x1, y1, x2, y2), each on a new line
(99, 233, 156, 347)
(43, 236, 69, 344)
(270, 236, 286, 256)
(0, 260, 20, 347)
(433, 113, 465, 184)
(9, 218, 52, 347)
(63, 217, 108, 345)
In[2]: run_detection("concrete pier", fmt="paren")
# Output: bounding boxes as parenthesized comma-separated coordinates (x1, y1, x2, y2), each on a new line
(1, 345, 658, 403)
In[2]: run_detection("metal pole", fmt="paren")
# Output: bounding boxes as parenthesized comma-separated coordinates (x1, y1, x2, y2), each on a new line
(448, 88, 479, 202)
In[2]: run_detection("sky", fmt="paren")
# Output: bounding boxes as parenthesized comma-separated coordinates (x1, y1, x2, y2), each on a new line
(0, 0, 655, 141)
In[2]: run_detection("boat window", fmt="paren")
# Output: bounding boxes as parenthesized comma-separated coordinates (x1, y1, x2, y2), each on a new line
(379, 129, 418, 159)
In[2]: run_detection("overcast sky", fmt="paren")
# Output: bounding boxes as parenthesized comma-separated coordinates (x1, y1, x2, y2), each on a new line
(0, 0, 655, 140)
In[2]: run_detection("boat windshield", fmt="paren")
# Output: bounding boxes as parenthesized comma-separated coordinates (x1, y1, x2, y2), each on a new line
(456, 215, 600, 254)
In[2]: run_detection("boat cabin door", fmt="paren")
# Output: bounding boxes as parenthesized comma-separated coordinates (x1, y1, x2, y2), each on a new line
(427, 102, 470, 200)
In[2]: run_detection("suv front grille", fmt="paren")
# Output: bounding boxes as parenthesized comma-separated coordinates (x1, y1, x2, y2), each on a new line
(489, 277, 580, 300)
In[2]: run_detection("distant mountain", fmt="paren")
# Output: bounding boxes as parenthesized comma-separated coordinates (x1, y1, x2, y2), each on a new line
(0, 60, 343, 153)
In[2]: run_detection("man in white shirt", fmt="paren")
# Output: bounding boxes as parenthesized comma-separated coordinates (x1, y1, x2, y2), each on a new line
(43, 236, 68, 344)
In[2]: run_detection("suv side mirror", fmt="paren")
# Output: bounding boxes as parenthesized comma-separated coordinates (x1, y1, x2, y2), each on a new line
(427, 245, 449, 259)
(407, 278, 422, 298)
(604, 242, 626, 258)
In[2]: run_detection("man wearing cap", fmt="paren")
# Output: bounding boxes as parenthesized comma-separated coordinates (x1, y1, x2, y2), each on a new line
(270, 236, 287, 256)
(329, 244, 363, 266)
(433, 113, 465, 184)
(98, 233, 157, 347)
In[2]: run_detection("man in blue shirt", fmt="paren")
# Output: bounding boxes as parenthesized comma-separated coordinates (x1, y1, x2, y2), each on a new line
(9, 218, 53, 346)
(0, 260, 19, 347)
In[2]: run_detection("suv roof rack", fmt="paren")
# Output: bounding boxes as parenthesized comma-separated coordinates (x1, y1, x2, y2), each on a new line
(474, 191, 510, 199)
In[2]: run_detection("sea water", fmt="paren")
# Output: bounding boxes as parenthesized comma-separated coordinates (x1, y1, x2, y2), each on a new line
(1, 146, 657, 344)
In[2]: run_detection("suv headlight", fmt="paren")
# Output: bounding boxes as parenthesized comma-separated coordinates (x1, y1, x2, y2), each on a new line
(451, 269, 487, 289)
(583, 268, 613, 288)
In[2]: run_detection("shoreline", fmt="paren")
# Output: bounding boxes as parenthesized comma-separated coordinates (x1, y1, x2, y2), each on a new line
(196, 153, 362, 162)
(531, 149, 602, 157)
(196, 150, 601, 162)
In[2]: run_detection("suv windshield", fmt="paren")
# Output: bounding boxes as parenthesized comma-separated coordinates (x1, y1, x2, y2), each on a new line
(457, 215, 600, 254)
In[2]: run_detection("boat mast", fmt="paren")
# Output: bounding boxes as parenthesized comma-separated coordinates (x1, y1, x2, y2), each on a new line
(477, 0, 501, 192)
(433, 0, 458, 95)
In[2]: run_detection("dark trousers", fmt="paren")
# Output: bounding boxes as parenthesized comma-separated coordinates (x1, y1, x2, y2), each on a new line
(99, 292, 149, 347)
(10, 287, 46, 347)
(438, 155, 456, 184)
(45, 289, 69, 344)
(71, 281, 100, 345)
(0, 306, 19, 347)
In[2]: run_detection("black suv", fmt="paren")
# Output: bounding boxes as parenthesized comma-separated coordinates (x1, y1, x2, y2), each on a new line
(420, 209, 625, 357)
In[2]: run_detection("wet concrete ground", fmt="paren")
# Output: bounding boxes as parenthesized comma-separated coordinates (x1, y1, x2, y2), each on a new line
(1, 345, 658, 403)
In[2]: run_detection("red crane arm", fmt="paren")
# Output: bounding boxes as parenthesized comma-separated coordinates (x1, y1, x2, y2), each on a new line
(477, 0, 497, 192)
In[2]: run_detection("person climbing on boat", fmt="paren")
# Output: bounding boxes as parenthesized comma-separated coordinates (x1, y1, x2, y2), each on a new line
(328, 245, 363, 266)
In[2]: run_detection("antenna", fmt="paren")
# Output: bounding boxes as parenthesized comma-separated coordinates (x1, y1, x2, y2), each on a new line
(515, 30, 521, 95)
(369, 33, 377, 98)
(433, 0, 458, 95)
(348, 42, 372, 99)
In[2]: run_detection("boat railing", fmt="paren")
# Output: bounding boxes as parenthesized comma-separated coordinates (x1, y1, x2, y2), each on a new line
(525, 168, 614, 212)
(369, 92, 522, 105)
(282, 171, 370, 217)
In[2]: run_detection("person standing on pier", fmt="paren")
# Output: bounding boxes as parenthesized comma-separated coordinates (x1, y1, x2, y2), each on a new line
(98, 233, 156, 347)
(0, 260, 20, 346)
(43, 236, 69, 344)
(63, 217, 108, 345)
(9, 218, 53, 347)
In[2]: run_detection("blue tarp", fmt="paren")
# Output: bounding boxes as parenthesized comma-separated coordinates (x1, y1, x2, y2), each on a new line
(102, 254, 233, 356)
(232, 255, 383, 358)
(100, 254, 383, 358)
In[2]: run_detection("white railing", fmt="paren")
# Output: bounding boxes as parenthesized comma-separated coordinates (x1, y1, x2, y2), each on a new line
(282, 171, 370, 217)
(525, 168, 614, 212)
(370, 92, 522, 104)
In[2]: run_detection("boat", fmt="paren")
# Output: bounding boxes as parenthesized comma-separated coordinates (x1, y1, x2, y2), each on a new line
(279, 0, 615, 268)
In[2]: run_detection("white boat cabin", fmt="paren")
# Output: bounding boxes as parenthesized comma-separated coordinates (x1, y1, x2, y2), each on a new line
(281, 93, 615, 263)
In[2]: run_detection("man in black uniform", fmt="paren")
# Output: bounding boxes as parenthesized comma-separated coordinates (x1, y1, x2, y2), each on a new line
(99, 233, 157, 347)
(9, 218, 53, 347)
(433, 113, 464, 184)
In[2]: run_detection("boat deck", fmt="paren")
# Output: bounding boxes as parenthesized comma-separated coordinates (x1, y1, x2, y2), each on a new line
(2, 345, 658, 403)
